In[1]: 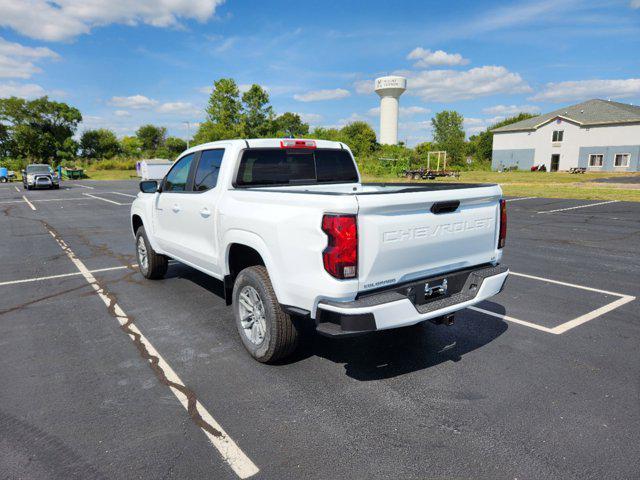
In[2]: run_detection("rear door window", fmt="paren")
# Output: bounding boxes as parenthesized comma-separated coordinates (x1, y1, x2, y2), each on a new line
(236, 148, 358, 187)
(194, 149, 224, 191)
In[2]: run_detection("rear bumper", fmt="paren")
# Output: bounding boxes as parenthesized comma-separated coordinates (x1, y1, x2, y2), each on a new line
(315, 264, 508, 336)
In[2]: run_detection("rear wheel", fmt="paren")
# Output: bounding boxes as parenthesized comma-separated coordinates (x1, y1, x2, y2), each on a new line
(135, 226, 168, 279)
(233, 265, 298, 363)
(412, 172, 421, 180)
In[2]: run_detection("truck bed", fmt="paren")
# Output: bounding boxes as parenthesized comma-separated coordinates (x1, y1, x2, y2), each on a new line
(238, 182, 495, 195)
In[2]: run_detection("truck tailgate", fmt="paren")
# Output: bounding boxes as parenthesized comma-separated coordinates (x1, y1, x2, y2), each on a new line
(356, 185, 502, 292)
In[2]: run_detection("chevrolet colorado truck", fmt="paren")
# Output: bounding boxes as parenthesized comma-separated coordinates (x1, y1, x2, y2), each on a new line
(131, 138, 508, 362)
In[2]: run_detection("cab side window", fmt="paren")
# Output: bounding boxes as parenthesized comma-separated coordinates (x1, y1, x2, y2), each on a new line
(194, 149, 224, 192)
(164, 153, 195, 192)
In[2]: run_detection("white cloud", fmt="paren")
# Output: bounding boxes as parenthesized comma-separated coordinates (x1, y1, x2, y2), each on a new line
(294, 88, 350, 102)
(354, 80, 375, 95)
(114, 110, 131, 117)
(483, 104, 540, 115)
(338, 112, 369, 125)
(0, 37, 58, 79)
(368, 106, 430, 117)
(108, 94, 158, 109)
(0, 0, 224, 41)
(630, 0, 640, 8)
(157, 101, 201, 116)
(297, 112, 323, 124)
(529, 79, 640, 102)
(0, 82, 46, 98)
(407, 48, 469, 68)
(405, 65, 532, 101)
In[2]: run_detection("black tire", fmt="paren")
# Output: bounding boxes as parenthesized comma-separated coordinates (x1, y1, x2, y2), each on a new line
(413, 172, 421, 180)
(135, 226, 168, 280)
(0, 177, 6, 183)
(233, 265, 299, 363)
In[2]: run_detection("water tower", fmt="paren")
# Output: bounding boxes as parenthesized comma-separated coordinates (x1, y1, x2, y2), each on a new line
(374, 75, 407, 145)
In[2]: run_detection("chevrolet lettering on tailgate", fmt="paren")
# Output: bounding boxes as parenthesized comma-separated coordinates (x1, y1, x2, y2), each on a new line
(382, 217, 493, 243)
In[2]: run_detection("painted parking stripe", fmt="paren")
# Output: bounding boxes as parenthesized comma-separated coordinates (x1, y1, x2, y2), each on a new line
(22, 195, 36, 210)
(469, 306, 555, 333)
(506, 196, 536, 202)
(0, 265, 132, 287)
(14, 186, 19, 192)
(44, 225, 259, 479)
(110, 191, 137, 198)
(471, 270, 635, 334)
(537, 200, 618, 214)
(82, 192, 131, 206)
(74, 184, 95, 189)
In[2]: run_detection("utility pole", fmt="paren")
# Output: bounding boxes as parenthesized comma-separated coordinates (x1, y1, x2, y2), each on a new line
(184, 121, 191, 148)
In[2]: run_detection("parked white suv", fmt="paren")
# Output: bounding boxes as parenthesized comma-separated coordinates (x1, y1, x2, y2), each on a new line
(131, 138, 508, 362)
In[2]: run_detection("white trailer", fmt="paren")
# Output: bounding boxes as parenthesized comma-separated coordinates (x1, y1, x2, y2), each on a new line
(136, 159, 172, 180)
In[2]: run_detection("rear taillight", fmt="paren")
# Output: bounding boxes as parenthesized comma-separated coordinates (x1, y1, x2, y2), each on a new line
(322, 214, 357, 279)
(498, 199, 507, 248)
(280, 139, 316, 149)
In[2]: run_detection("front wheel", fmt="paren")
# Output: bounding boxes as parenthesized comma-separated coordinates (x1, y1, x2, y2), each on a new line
(135, 226, 168, 279)
(233, 266, 299, 363)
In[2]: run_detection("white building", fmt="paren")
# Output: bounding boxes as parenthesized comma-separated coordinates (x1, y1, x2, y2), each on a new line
(491, 99, 640, 172)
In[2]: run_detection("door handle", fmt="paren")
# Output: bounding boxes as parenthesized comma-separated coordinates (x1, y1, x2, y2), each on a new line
(200, 207, 211, 218)
(172, 204, 181, 213)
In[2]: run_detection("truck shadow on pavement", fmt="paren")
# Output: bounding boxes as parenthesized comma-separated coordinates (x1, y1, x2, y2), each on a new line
(302, 305, 508, 381)
(164, 265, 508, 381)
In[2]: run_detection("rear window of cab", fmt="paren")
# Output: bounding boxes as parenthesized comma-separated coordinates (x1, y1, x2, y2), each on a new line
(235, 148, 358, 187)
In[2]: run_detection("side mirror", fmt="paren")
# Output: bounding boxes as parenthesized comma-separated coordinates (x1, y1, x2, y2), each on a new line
(140, 180, 159, 193)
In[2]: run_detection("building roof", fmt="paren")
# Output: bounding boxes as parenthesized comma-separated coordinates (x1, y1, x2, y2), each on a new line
(492, 99, 640, 133)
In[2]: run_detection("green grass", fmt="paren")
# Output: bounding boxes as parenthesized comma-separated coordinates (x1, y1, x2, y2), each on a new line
(361, 171, 640, 202)
(83, 169, 137, 180)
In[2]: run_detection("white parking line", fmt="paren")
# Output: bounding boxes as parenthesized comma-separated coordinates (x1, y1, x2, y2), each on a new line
(537, 200, 618, 214)
(82, 192, 131, 206)
(22, 195, 36, 210)
(0, 265, 132, 287)
(74, 184, 95, 189)
(14, 186, 19, 192)
(471, 270, 635, 334)
(44, 226, 259, 479)
(110, 191, 137, 198)
(506, 196, 536, 202)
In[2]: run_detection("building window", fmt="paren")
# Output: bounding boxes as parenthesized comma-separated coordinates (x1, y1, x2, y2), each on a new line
(614, 153, 630, 167)
(588, 154, 604, 167)
(552, 130, 564, 142)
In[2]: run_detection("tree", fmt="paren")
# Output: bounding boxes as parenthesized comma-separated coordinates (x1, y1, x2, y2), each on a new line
(240, 84, 273, 137)
(162, 136, 188, 158)
(339, 121, 377, 157)
(120, 136, 143, 158)
(431, 110, 465, 165)
(136, 124, 166, 154)
(80, 128, 121, 159)
(273, 112, 309, 137)
(311, 126, 341, 142)
(0, 96, 82, 162)
(206, 78, 242, 132)
(192, 120, 237, 146)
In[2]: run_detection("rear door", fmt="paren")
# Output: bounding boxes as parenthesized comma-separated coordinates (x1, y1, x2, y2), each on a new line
(356, 186, 501, 292)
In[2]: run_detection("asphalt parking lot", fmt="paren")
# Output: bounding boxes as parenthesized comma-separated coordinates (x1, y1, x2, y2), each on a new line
(1, 180, 638, 479)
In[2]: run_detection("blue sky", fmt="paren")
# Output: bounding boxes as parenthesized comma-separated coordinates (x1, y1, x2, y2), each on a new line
(1, 0, 639, 145)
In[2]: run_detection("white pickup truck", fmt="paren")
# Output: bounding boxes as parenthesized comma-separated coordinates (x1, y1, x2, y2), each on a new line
(131, 138, 508, 362)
